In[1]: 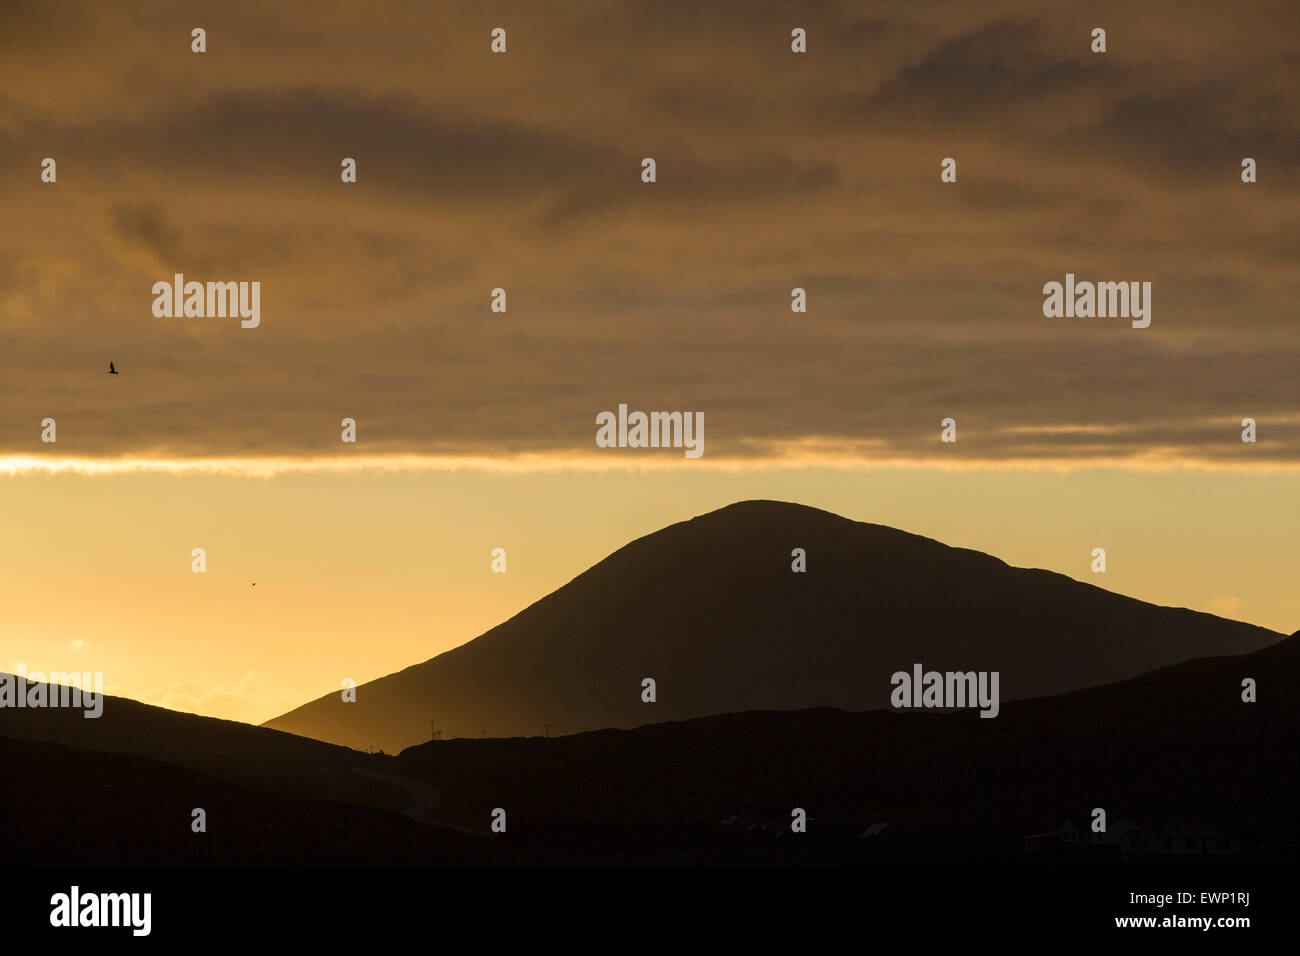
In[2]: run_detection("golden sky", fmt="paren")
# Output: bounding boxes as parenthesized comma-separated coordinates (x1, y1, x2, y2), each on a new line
(4, 464, 1296, 724)
(1, 1, 1296, 722)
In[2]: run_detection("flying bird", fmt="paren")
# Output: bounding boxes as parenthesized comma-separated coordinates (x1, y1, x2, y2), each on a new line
(108, 362, 118, 374)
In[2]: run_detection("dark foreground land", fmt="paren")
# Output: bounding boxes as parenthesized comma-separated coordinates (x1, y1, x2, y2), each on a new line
(3, 635, 1295, 866)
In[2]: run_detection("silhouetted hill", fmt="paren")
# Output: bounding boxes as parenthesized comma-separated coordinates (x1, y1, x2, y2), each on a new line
(0, 685, 427, 820)
(382, 635, 1298, 864)
(0, 736, 520, 865)
(266, 500, 1282, 752)
(3, 638, 1292, 865)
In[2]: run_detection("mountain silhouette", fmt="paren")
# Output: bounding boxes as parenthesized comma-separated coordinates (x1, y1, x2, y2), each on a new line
(379, 634, 1298, 864)
(265, 500, 1282, 752)
(0, 735, 519, 866)
(3, 635, 1293, 865)
(0, 685, 434, 821)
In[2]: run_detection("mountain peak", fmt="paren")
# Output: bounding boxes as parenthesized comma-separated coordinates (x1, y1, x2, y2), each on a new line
(266, 501, 1282, 751)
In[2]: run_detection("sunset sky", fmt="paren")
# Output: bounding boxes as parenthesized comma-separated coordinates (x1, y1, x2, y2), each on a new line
(2, 0, 1296, 723)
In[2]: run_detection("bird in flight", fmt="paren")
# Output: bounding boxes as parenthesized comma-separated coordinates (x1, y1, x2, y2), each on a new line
(108, 362, 118, 374)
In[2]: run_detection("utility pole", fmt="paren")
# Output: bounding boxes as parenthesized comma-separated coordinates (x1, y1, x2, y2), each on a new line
(544, 722, 551, 738)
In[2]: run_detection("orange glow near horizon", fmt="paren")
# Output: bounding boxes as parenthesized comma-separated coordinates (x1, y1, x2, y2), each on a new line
(2, 462, 1296, 727)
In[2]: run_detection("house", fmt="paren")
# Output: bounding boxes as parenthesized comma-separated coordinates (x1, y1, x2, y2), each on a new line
(1139, 821, 1241, 857)
(1025, 817, 1241, 859)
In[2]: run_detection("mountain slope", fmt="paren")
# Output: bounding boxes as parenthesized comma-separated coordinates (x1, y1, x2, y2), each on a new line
(265, 500, 1282, 752)
(0, 685, 426, 820)
(0, 735, 518, 865)
(384, 634, 1298, 864)
(4, 636, 1292, 866)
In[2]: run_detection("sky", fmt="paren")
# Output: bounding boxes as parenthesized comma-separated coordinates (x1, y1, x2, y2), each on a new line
(1, 1, 1296, 723)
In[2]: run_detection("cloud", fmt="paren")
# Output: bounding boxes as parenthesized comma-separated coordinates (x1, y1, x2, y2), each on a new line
(853, 19, 1111, 119)
(0, 0, 1296, 466)
(1070, 84, 1300, 181)
(108, 203, 182, 264)
(141, 670, 283, 725)
(1206, 596, 1245, 616)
